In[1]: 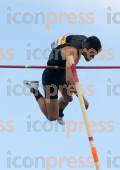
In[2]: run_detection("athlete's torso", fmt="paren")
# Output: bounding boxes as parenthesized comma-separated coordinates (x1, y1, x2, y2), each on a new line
(47, 35, 87, 67)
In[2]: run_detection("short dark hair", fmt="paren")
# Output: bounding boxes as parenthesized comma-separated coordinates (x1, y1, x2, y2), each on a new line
(86, 36, 102, 53)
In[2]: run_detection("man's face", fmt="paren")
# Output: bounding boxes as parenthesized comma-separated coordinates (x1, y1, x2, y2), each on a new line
(82, 48, 97, 62)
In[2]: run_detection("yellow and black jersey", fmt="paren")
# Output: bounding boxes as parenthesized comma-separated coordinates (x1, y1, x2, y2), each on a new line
(51, 35, 87, 50)
(47, 35, 87, 67)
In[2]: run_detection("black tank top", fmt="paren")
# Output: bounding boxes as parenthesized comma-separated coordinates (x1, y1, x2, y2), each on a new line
(47, 35, 87, 67)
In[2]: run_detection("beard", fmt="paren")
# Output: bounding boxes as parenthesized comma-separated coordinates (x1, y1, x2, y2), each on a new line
(84, 56, 91, 62)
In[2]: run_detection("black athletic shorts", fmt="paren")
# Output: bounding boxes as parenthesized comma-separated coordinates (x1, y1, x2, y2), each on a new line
(42, 68, 67, 99)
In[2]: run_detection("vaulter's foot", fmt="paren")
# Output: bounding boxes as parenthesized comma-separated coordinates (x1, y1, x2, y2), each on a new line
(57, 116, 65, 125)
(23, 80, 39, 90)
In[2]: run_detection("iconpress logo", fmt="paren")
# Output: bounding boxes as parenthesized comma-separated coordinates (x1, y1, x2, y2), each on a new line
(6, 6, 96, 32)
(107, 6, 120, 24)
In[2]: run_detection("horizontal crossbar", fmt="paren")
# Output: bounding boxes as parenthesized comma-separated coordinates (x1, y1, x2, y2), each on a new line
(0, 65, 120, 69)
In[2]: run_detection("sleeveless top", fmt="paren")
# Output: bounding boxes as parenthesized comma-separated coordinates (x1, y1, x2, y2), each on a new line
(47, 35, 87, 67)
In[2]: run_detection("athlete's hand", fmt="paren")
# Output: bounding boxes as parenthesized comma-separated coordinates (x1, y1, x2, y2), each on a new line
(69, 84, 78, 97)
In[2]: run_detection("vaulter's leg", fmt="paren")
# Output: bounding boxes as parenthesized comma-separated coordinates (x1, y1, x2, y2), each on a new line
(24, 80, 59, 121)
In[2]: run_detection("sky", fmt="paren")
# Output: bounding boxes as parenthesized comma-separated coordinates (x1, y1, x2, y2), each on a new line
(0, 0, 120, 170)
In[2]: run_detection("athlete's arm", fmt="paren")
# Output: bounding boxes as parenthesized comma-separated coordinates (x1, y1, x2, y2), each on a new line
(64, 46, 79, 64)
(63, 46, 79, 84)
(63, 46, 89, 108)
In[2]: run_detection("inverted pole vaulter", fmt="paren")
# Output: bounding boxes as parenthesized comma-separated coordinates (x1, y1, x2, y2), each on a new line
(0, 65, 120, 69)
(67, 56, 100, 170)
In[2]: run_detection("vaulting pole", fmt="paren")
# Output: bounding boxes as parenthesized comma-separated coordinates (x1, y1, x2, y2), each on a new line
(67, 55, 100, 170)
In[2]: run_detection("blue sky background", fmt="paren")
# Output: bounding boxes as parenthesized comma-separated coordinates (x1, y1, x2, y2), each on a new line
(0, 0, 120, 170)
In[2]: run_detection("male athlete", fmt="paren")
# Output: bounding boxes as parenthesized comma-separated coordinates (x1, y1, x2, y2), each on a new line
(24, 35, 102, 125)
